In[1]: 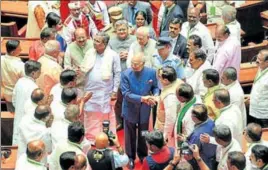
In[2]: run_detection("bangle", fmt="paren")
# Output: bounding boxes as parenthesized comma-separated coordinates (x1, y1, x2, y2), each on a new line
(116, 145, 121, 148)
(196, 157, 202, 162)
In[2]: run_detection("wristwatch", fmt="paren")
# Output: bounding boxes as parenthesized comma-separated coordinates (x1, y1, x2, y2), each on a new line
(196, 157, 202, 162)
(169, 160, 178, 167)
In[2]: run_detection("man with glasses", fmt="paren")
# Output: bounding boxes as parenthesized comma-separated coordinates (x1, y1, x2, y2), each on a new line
(64, 28, 93, 70)
(63, 1, 98, 44)
(121, 53, 159, 169)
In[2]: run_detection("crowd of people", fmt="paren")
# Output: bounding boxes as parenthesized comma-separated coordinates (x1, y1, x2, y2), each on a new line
(1, 0, 268, 170)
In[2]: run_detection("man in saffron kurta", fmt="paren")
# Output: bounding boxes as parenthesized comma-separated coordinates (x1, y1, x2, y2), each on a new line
(121, 53, 159, 168)
(80, 32, 121, 142)
(155, 66, 183, 147)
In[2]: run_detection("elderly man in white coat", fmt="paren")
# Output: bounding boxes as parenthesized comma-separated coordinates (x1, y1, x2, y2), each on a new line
(221, 67, 246, 128)
(186, 49, 211, 99)
(15, 140, 47, 170)
(213, 89, 243, 144)
(17, 105, 53, 162)
(12, 60, 41, 145)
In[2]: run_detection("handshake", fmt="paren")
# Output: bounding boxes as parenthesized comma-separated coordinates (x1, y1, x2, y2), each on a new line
(141, 96, 158, 106)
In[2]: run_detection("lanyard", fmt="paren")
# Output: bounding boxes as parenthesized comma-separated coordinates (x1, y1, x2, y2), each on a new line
(254, 68, 268, 84)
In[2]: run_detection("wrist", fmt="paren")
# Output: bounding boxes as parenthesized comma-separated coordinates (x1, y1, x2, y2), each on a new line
(195, 156, 202, 162)
(169, 160, 178, 167)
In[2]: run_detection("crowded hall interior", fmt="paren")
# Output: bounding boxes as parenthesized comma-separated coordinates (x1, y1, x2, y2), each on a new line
(1, 0, 268, 169)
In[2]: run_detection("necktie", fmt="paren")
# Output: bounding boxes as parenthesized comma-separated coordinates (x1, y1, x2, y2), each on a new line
(161, 8, 169, 30)
(130, 6, 135, 25)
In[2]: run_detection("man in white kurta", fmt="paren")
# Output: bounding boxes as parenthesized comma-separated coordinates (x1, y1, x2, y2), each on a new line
(12, 60, 41, 145)
(180, 7, 215, 63)
(186, 49, 211, 99)
(249, 49, 268, 127)
(80, 32, 121, 142)
(48, 122, 90, 170)
(15, 140, 47, 170)
(221, 67, 246, 128)
(127, 27, 157, 68)
(243, 123, 268, 170)
(17, 105, 53, 161)
(213, 89, 243, 144)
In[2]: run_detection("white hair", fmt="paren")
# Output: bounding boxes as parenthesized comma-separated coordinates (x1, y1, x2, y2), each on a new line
(45, 40, 59, 54)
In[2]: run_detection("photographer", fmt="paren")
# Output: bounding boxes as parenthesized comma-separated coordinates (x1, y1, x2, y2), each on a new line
(87, 132, 128, 170)
(164, 144, 209, 170)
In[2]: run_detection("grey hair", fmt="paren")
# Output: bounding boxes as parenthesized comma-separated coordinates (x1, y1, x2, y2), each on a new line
(192, 49, 207, 62)
(223, 67, 237, 81)
(64, 104, 79, 120)
(114, 19, 128, 29)
(44, 40, 59, 54)
(96, 32, 110, 45)
(222, 5, 237, 22)
(214, 89, 230, 106)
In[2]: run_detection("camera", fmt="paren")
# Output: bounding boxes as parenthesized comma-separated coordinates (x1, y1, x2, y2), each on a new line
(102, 120, 116, 146)
(180, 142, 193, 155)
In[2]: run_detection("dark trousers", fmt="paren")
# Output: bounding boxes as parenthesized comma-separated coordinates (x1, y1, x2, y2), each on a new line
(6, 101, 15, 112)
(248, 114, 268, 128)
(124, 119, 148, 160)
(115, 88, 123, 125)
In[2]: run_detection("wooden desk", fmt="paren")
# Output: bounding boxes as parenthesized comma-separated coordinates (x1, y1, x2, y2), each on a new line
(239, 63, 258, 87)
(1, 1, 28, 18)
(206, 23, 245, 40)
(1, 112, 14, 145)
(1, 146, 18, 170)
(1, 38, 38, 58)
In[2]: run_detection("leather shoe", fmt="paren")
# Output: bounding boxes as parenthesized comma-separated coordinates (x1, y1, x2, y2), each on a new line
(116, 123, 123, 131)
(128, 159, 135, 169)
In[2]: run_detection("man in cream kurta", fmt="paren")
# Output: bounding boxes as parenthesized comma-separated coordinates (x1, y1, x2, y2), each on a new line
(186, 49, 211, 99)
(213, 89, 243, 144)
(80, 32, 121, 142)
(155, 66, 183, 147)
(12, 60, 41, 145)
(249, 50, 268, 127)
(64, 28, 93, 70)
(36, 40, 62, 96)
(127, 27, 157, 68)
(221, 67, 246, 128)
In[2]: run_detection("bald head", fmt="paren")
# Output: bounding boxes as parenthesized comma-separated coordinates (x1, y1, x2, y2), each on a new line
(95, 132, 109, 149)
(26, 140, 45, 161)
(246, 123, 263, 142)
(31, 88, 45, 104)
(74, 28, 87, 47)
(215, 24, 230, 42)
(75, 154, 87, 170)
(131, 52, 145, 72)
(136, 26, 149, 36)
(64, 104, 79, 122)
(45, 40, 60, 57)
(214, 89, 230, 106)
(34, 105, 51, 120)
(187, 7, 200, 28)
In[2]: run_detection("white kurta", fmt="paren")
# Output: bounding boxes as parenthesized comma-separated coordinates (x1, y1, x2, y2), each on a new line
(186, 60, 211, 99)
(226, 20, 241, 42)
(48, 140, 89, 170)
(180, 22, 215, 63)
(15, 154, 46, 170)
(12, 76, 38, 145)
(217, 139, 242, 170)
(216, 104, 243, 144)
(24, 99, 38, 116)
(93, 1, 110, 26)
(49, 83, 63, 104)
(224, 81, 246, 128)
(17, 115, 52, 161)
(245, 140, 268, 170)
(250, 68, 268, 119)
(50, 101, 66, 121)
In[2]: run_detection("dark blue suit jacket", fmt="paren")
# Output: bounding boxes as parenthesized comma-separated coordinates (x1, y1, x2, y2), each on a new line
(161, 31, 188, 59)
(121, 67, 159, 124)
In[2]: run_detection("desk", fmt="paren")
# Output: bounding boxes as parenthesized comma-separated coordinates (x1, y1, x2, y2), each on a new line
(1, 38, 38, 58)
(1, 146, 18, 170)
(206, 23, 245, 40)
(1, 112, 14, 145)
(1, 1, 28, 18)
(239, 63, 258, 87)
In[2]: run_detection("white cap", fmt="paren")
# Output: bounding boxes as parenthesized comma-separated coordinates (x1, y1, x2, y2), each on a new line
(68, 1, 81, 9)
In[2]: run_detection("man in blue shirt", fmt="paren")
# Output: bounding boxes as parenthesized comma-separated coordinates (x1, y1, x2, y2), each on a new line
(153, 36, 185, 80)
